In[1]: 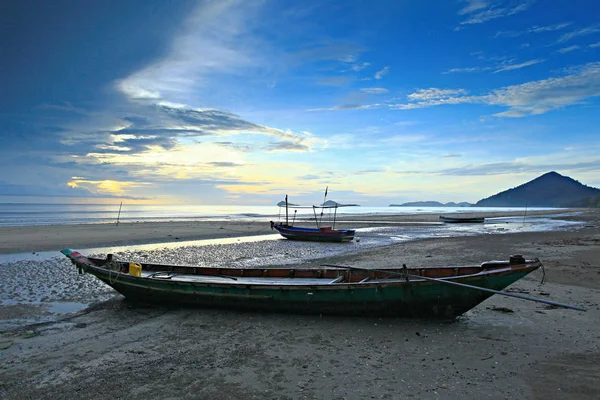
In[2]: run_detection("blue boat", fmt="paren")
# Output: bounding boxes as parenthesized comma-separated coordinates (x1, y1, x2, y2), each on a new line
(270, 222, 356, 242)
(270, 190, 357, 242)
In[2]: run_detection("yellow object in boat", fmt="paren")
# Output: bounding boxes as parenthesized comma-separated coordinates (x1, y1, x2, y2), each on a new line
(128, 262, 142, 277)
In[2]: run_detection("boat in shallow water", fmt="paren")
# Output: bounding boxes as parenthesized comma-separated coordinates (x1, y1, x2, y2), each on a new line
(270, 190, 357, 242)
(270, 222, 356, 242)
(61, 249, 542, 318)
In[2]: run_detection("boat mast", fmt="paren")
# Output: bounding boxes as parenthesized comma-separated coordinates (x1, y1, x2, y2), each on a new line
(285, 194, 289, 226)
(333, 206, 337, 230)
(319, 186, 328, 227)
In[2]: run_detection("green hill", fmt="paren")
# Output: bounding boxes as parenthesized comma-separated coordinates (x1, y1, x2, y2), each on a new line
(475, 171, 600, 207)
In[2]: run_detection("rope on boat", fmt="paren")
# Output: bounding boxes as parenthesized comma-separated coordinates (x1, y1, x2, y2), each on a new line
(106, 261, 121, 285)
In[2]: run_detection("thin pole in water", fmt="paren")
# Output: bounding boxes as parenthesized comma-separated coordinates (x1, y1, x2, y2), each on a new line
(116, 202, 123, 226)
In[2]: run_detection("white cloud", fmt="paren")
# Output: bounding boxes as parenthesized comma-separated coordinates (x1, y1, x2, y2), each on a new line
(374, 66, 390, 79)
(589, 41, 600, 48)
(458, 0, 533, 26)
(392, 62, 600, 117)
(556, 45, 581, 54)
(117, 1, 262, 103)
(493, 58, 545, 73)
(458, 0, 489, 15)
(407, 88, 468, 101)
(360, 88, 388, 94)
(351, 62, 370, 71)
(488, 63, 600, 116)
(556, 25, 600, 43)
(529, 22, 573, 33)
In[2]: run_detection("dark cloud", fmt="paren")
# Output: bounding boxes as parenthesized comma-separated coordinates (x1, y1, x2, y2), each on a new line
(214, 141, 254, 152)
(156, 105, 262, 132)
(296, 175, 321, 180)
(207, 162, 242, 168)
(268, 141, 310, 152)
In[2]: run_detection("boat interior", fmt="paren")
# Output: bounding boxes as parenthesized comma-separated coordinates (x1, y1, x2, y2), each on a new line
(82, 254, 532, 285)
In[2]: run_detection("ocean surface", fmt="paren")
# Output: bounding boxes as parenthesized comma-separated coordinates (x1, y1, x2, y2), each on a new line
(0, 202, 561, 227)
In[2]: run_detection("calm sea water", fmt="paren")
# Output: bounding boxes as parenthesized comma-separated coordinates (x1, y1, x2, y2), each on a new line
(0, 202, 558, 227)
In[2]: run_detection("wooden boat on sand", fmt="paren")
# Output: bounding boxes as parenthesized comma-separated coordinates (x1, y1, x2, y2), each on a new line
(440, 215, 485, 223)
(61, 249, 548, 318)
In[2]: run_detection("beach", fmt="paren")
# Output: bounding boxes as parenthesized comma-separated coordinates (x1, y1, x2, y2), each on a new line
(1, 209, 599, 399)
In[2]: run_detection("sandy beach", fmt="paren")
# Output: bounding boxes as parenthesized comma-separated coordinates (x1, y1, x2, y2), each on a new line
(1, 209, 599, 399)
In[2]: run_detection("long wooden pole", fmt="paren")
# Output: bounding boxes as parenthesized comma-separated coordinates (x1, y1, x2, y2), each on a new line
(116, 202, 123, 226)
(321, 264, 586, 312)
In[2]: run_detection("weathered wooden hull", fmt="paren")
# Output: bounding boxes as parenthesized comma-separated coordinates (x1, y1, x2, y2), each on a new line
(439, 216, 485, 223)
(62, 250, 540, 318)
(272, 224, 355, 242)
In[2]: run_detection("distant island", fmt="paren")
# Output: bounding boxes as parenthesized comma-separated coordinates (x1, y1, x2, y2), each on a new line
(475, 171, 600, 207)
(390, 201, 473, 207)
(322, 200, 360, 207)
(389, 171, 600, 208)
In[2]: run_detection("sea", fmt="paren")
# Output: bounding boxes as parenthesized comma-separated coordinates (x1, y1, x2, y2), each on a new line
(0, 202, 564, 227)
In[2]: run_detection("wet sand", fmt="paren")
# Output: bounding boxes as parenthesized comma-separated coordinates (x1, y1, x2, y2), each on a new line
(1, 209, 599, 399)
(0, 209, 563, 254)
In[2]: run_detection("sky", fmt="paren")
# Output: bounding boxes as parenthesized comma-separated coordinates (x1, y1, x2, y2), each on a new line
(1, 0, 599, 206)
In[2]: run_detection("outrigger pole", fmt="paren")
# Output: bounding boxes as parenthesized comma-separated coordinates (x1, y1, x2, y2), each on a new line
(322, 264, 586, 312)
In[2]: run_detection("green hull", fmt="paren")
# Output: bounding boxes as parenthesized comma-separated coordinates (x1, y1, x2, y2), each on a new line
(87, 264, 533, 318)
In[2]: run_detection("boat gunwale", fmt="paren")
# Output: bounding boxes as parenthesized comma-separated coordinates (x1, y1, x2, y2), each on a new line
(69, 254, 541, 291)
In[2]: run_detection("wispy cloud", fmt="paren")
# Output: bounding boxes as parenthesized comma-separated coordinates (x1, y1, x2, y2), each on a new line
(360, 88, 388, 94)
(435, 159, 600, 176)
(443, 67, 484, 74)
(589, 41, 600, 48)
(445, 54, 544, 75)
(351, 62, 371, 71)
(556, 45, 581, 54)
(374, 66, 390, 79)
(556, 25, 600, 43)
(458, 0, 489, 15)
(493, 58, 545, 73)
(306, 104, 380, 112)
(392, 62, 600, 117)
(458, 0, 533, 26)
(494, 22, 572, 38)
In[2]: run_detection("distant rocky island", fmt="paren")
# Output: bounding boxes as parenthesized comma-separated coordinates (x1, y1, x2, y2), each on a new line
(475, 171, 600, 207)
(322, 200, 360, 207)
(389, 171, 600, 208)
(390, 201, 472, 207)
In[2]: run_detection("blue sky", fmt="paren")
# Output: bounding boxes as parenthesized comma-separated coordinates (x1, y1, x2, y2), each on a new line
(1, 0, 599, 206)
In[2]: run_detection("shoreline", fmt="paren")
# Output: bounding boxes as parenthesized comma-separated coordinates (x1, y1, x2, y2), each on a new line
(0, 209, 577, 254)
